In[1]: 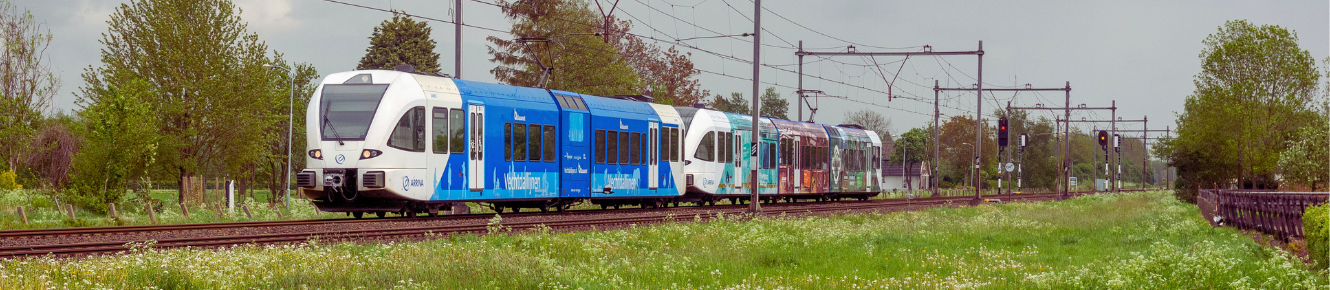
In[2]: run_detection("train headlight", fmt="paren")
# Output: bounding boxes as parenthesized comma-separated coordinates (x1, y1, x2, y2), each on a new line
(308, 149, 322, 160)
(360, 149, 383, 159)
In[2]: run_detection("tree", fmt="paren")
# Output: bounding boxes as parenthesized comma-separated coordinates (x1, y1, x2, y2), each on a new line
(843, 109, 891, 138)
(22, 115, 79, 190)
(1277, 111, 1328, 190)
(0, 0, 59, 172)
(486, 0, 639, 97)
(356, 13, 442, 74)
(710, 92, 749, 115)
(936, 115, 997, 188)
(610, 19, 707, 106)
(888, 128, 929, 164)
(68, 77, 158, 212)
(1158, 20, 1321, 198)
(759, 87, 789, 120)
(81, 0, 301, 205)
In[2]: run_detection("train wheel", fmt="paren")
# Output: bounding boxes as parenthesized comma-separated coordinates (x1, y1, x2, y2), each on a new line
(352, 211, 364, 219)
(613, 204, 621, 210)
(708, 200, 716, 206)
(375, 211, 386, 218)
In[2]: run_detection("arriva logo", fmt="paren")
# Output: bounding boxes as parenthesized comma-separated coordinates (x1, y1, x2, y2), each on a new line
(513, 110, 526, 121)
(335, 154, 346, 164)
(619, 120, 628, 130)
(402, 175, 425, 191)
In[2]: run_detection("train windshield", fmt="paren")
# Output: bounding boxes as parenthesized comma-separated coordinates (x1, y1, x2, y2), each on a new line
(320, 84, 390, 141)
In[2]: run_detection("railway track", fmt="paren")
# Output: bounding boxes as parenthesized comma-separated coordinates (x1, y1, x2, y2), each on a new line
(0, 190, 1124, 259)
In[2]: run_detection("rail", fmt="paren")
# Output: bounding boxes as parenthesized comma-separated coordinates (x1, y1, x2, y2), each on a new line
(1202, 189, 1329, 241)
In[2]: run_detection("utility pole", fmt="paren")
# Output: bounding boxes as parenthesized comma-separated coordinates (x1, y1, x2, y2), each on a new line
(1007, 94, 1127, 199)
(454, 0, 462, 79)
(933, 80, 940, 197)
(749, 0, 761, 214)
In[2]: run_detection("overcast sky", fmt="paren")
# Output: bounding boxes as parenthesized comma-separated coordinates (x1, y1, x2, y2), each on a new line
(17, 0, 1330, 137)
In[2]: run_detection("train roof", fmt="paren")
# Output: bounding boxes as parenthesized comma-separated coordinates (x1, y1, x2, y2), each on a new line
(452, 79, 557, 105)
(553, 90, 660, 122)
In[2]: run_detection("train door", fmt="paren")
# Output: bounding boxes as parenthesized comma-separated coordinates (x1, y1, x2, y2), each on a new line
(649, 122, 659, 190)
(793, 136, 801, 193)
(733, 130, 745, 190)
(468, 104, 485, 191)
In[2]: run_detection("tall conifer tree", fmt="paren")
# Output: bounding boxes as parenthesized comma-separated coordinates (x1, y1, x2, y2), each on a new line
(357, 13, 442, 73)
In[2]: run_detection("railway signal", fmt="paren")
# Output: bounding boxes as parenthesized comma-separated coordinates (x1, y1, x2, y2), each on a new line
(997, 117, 1009, 148)
(1097, 130, 1108, 150)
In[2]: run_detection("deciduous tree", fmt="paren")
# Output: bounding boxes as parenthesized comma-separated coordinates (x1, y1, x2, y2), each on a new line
(486, 0, 639, 97)
(0, 0, 59, 172)
(1158, 20, 1321, 199)
(81, 0, 306, 204)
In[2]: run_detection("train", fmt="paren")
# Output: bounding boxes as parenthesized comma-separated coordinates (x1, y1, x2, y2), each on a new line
(295, 68, 884, 218)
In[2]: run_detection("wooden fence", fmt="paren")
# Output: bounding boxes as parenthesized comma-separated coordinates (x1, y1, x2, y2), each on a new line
(1201, 189, 1329, 241)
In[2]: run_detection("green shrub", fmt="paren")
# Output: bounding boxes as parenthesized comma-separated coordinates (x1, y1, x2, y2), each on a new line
(1305, 202, 1329, 270)
(0, 169, 20, 190)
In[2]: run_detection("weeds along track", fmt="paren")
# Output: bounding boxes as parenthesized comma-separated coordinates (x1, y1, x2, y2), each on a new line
(0, 190, 1139, 259)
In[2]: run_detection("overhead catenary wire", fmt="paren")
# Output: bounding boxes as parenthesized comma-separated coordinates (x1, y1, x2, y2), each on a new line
(326, 0, 981, 120)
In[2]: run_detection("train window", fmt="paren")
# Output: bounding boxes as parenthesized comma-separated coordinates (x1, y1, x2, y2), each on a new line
(594, 130, 606, 164)
(513, 123, 527, 162)
(695, 131, 714, 162)
(650, 129, 657, 164)
(528, 124, 542, 162)
(619, 131, 630, 165)
(555, 95, 569, 108)
(504, 123, 512, 161)
(721, 132, 731, 163)
(448, 109, 464, 154)
(606, 130, 618, 164)
(572, 97, 586, 110)
(543, 125, 556, 162)
(630, 132, 641, 165)
(432, 108, 448, 154)
(670, 127, 680, 162)
(387, 107, 426, 152)
(659, 128, 667, 162)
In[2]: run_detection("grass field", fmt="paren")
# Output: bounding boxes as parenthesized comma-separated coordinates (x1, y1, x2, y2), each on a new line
(0, 190, 1323, 289)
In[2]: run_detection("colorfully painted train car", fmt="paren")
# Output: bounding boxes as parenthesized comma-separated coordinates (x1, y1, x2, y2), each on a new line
(825, 124, 882, 199)
(770, 118, 830, 200)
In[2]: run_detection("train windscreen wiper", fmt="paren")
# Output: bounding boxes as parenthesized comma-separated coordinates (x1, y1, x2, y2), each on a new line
(322, 102, 345, 145)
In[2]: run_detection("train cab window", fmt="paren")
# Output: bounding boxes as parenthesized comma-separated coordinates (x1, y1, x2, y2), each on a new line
(619, 131, 630, 164)
(606, 130, 618, 164)
(543, 125, 556, 162)
(450, 109, 465, 154)
(695, 131, 714, 162)
(528, 124, 542, 162)
(594, 130, 606, 164)
(432, 108, 448, 154)
(630, 132, 642, 165)
(504, 123, 512, 161)
(388, 106, 426, 152)
(513, 123, 527, 161)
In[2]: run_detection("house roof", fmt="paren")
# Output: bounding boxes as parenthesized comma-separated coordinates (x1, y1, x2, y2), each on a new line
(883, 162, 929, 177)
